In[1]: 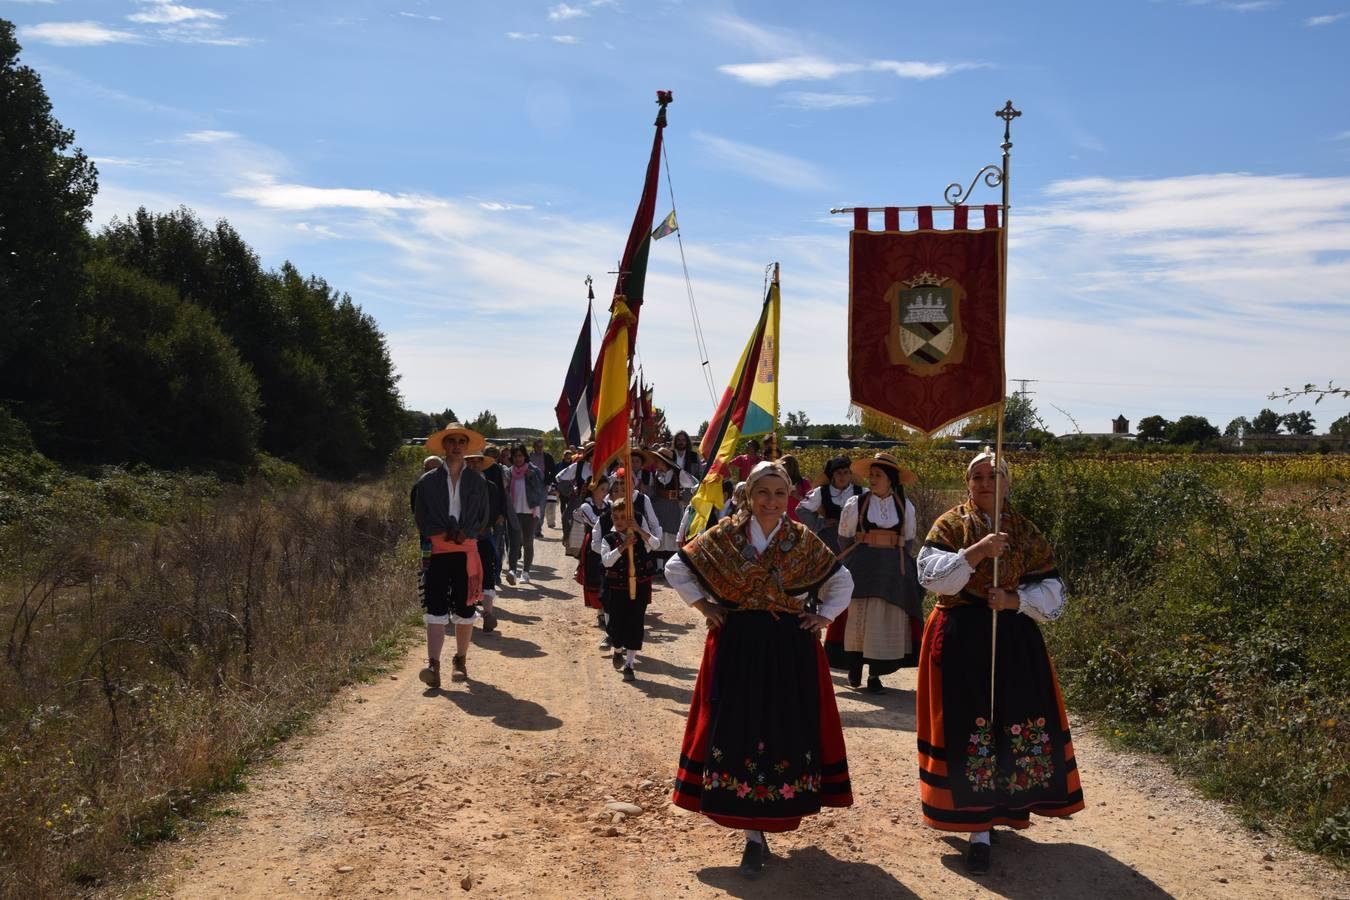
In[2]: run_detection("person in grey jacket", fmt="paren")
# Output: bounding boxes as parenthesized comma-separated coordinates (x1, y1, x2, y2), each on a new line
(504, 443, 547, 583)
(413, 423, 490, 687)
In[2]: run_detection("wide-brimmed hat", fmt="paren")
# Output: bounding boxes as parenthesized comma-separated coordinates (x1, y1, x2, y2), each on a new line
(625, 447, 658, 469)
(425, 423, 486, 455)
(578, 441, 596, 457)
(813, 455, 861, 487)
(649, 446, 678, 469)
(850, 452, 917, 487)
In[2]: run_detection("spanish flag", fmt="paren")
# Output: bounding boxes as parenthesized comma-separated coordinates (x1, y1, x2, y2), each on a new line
(590, 297, 634, 478)
(686, 265, 781, 537)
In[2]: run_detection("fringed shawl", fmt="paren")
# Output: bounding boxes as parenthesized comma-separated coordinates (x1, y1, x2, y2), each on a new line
(924, 499, 1058, 610)
(677, 515, 840, 614)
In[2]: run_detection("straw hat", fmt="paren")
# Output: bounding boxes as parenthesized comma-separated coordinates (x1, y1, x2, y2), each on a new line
(425, 422, 487, 455)
(850, 451, 917, 487)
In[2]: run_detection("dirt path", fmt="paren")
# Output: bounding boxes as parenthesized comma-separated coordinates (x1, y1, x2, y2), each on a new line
(142, 530, 1346, 899)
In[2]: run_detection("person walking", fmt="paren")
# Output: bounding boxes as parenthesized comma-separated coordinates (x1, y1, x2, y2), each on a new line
(596, 495, 661, 681)
(836, 452, 923, 693)
(412, 423, 490, 687)
(915, 451, 1083, 874)
(530, 438, 557, 538)
(506, 444, 546, 584)
(665, 462, 855, 876)
(467, 452, 505, 633)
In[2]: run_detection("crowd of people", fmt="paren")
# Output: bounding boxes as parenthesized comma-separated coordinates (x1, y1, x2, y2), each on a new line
(411, 423, 1084, 879)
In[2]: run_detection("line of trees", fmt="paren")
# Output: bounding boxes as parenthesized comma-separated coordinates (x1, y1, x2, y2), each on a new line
(0, 21, 402, 478)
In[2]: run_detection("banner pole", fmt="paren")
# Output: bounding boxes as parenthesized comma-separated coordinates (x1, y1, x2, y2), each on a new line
(625, 431, 637, 598)
(989, 100, 1020, 727)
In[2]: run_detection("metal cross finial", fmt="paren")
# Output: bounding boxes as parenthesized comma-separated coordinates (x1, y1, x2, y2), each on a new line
(996, 100, 1021, 152)
(607, 260, 630, 294)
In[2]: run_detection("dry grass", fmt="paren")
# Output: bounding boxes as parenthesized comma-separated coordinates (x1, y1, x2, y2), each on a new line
(0, 470, 420, 897)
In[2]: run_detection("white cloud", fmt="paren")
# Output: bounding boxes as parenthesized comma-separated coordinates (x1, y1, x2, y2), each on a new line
(128, 3, 224, 25)
(477, 201, 536, 211)
(18, 21, 140, 46)
(869, 60, 985, 80)
(228, 176, 447, 212)
(181, 129, 238, 142)
(719, 56, 985, 86)
(506, 31, 540, 40)
(706, 12, 804, 56)
(548, 3, 587, 20)
(1306, 12, 1349, 25)
(780, 91, 876, 110)
(551, 34, 580, 44)
(399, 11, 443, 21)
(718, 56, 862, 87)
(692, 132, 829, 191)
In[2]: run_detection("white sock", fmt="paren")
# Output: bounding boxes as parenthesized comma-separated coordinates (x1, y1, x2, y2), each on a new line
(744, 829, 763, 844)
(625, 649, 636, 666)
(970, 830, 991, 845)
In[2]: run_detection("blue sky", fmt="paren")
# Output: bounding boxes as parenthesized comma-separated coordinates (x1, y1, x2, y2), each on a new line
(9, 0, 1350, 436)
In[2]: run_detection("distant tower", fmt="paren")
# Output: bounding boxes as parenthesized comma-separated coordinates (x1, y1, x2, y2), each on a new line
(1112, 414, 1129, 435)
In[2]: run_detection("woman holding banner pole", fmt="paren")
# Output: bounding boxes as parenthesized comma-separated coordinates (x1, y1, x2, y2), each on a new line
(914, 450, 1083, 875)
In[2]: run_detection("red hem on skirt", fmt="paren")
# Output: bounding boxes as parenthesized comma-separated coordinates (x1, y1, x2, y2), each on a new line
(922, 798, 1085, 832)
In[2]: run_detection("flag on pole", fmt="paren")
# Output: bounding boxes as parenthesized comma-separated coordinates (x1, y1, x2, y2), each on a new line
(848, 205, 1003, 434)
(651, 210, 678, 241)
(590, 297, 634, 476)
(555, 290, 594, 446)
(590, 93, 671, 468)
(686, 266, 781, 538)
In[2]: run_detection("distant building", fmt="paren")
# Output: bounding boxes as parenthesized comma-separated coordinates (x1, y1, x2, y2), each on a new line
(1112, 415, 1130, 435)
(1059, 416, 1136, 441)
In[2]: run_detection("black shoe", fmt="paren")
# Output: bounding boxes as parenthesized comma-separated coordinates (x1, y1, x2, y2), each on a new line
(739, 839, 765, 877)
(866, 676, 885, 694)
(989, 828, 1000, 845)
(847, 662, 863, 689)
(481, 610, 498, 633)
(966, 841, 991, 875)
(611, 651, 625, 671)
(622, 665, 635, 682)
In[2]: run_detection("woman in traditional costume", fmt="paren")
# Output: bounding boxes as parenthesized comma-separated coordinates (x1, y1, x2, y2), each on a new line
(915, 451, 1083, 875)
(665, 462, 855, 877)
(796, 456, 863, 671)
(643, 446, 699, 561)
(597, 495, 661, 681)
(836, 452, 923, 693)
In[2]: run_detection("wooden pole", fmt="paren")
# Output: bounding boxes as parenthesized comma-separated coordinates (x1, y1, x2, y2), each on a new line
(989, 100, 1019, 727)
(625, 435, 637, 597)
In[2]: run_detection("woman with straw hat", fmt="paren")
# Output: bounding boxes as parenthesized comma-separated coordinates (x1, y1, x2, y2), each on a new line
(412, 423, 490, 686)
(665, 461, 855, 877)
(914, 450, 1082, 874)
(836, 452, 923, 693)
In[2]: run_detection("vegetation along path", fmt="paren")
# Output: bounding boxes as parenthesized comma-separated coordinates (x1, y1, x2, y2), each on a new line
(140, 532, 1346, 899)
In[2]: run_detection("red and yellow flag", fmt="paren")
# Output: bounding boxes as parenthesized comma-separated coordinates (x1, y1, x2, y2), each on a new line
(590, 297, 634, 477)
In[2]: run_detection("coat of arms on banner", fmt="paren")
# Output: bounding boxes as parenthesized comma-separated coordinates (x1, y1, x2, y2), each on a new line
(885, 272, 968, 376)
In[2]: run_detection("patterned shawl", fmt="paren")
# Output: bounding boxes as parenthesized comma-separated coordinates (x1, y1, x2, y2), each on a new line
(924, 499, 1058, 610)
(677, 514, 841, 614)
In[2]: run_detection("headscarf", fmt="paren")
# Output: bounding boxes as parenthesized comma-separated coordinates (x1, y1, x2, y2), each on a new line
(966, 448, 1011, 485)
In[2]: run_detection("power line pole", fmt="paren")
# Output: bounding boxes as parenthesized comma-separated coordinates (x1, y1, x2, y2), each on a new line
(1011, 377, 1038, 397)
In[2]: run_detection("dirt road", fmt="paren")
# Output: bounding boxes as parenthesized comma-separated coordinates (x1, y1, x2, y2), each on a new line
(144, 530, 1346, 899)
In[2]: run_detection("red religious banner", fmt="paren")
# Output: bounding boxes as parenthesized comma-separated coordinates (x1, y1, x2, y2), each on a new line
(848, 207, 1003, 435)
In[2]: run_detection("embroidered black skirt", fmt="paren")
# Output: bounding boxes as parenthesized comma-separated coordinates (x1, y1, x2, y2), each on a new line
(917, 605, 1085, 831)
(673, 611, 852, 831)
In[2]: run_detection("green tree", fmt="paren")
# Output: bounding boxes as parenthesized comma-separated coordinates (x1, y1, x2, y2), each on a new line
(468, 410, 499, 436)
(0, 21, 99, 448)
(1136, 415, 1171, 442)
(1250, 408, 1282, 434)
(1224, 416, 1250, 437)
(784, 410, 811, 431)
(1280, 410, 1315, 435)
(1330, 413, 1350, 437)
(961, 394, 1039, 440)
(72, 258, 260, 466)
(1166, 415, 1219, 445)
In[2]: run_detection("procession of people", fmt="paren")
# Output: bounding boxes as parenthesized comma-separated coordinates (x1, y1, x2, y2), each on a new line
(410, 419, 1081, 879)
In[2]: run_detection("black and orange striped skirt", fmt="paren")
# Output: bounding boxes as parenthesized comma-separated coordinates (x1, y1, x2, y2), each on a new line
(917, 605, 1084, 831)
(673, 611, 852, 831)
